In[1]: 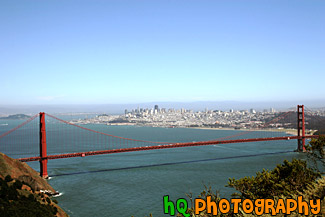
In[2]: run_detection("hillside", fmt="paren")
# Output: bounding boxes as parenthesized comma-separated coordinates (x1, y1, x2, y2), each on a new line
(0, 153, 56, 193)
(0, 152, 68, 217)
(0, 114, 31, 120)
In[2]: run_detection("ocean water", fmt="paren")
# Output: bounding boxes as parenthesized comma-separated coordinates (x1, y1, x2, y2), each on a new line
(0, 118, 304, 217)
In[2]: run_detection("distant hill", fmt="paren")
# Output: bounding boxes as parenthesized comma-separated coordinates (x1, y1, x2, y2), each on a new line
(0, 114, 31, 120)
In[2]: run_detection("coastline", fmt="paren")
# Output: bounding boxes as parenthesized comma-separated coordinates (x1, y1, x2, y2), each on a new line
(184, 126, 301, 136)
(73, 120, 318, 137)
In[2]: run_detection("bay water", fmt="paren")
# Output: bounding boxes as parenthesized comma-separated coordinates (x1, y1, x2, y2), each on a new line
(0, 117, 303, 217)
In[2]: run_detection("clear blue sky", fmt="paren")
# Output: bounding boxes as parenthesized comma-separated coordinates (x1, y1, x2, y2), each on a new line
(1, 0, 324, 105)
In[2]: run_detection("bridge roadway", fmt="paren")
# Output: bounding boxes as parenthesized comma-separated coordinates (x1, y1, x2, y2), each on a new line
(18, 135, 318, 162)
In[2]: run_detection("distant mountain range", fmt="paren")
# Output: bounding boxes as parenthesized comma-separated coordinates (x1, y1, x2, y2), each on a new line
(0, 114, 31, 120)
(0, 100, 324, 115)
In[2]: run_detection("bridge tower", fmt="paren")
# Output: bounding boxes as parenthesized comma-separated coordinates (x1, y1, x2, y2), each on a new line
(39, 112, 48, 178)
(297, 105, 306, 152)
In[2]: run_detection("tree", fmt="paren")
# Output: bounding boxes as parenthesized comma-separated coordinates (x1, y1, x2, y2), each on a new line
(227, 159, 320, 200)
(305, 135, 325, 173)
(0, 177, 58, 217)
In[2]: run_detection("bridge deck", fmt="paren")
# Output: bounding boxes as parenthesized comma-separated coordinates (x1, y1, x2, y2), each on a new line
(19, 135, 318, 162)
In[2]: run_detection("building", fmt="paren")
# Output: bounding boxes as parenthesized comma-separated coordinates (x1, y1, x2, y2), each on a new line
(154, 105, 158, 112)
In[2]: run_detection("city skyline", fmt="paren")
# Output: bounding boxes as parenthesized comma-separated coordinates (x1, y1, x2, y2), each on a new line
(1, 1, 324, 105)
(1, 100, 325, 116)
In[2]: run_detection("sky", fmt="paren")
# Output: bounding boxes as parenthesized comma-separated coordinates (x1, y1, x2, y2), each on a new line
(0, 0, 324, 105)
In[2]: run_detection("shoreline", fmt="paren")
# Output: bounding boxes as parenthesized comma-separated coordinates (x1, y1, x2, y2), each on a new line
(72, 120, 318, 137)
(187, 126, 298, 135)
(185, 126, 317, 136)
(109, 124, 317, 136)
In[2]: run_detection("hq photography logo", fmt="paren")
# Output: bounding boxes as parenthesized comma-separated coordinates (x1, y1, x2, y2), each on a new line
(163, 195, 321, 216)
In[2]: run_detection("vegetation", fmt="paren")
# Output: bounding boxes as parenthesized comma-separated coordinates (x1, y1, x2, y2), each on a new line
(0, 114, 31, 120)
(314, 129, 325, 135)
(0, 153, 68, 217)
(307, 116, 325, 133)
(306, 135, 325, 173)
(172, 137, 325, 217)
(0, 175, 58, 217)
(227, 159, 320, 200)
(263, 111, 325, 132)
(183, 185, 225, 217)
(0, 152, 57, 193)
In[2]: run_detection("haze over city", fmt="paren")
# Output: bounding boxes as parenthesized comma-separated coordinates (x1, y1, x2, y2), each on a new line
(1, 1, 324, 112)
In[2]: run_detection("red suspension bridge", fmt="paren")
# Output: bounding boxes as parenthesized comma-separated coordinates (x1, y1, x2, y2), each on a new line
(0, 105, 321, 178)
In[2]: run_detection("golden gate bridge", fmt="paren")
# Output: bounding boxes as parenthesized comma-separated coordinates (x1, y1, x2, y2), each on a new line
(0, 105, 321, 178)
